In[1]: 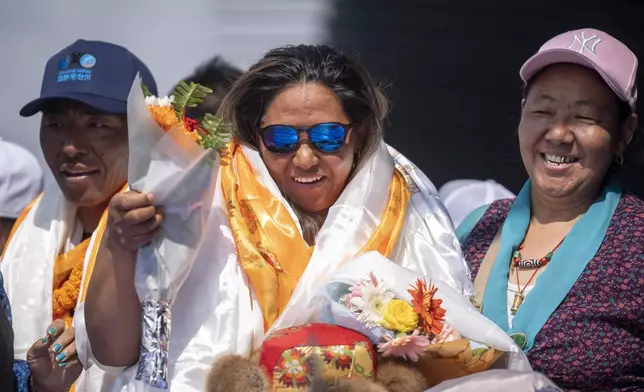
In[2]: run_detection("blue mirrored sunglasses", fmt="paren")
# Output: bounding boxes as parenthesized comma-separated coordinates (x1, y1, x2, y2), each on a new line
(259, 122, 350, 154)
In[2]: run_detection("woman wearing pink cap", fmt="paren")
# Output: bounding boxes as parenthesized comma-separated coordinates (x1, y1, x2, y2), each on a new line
(457, 28, 642, 390)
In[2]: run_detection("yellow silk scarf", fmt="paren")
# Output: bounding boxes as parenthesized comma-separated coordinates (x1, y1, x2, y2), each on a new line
(221, 144, 410, 328)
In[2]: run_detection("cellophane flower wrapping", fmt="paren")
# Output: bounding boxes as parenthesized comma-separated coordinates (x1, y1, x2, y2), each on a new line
(126, 75, 220, 389)
(307, 251, 532, 388)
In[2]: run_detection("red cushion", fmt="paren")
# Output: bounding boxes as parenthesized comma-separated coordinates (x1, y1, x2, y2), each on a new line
(258, 323, 377, 390)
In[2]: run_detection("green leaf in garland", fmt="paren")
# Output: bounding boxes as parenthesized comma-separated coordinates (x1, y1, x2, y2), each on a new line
(171, 81, 213, 120)
(141, 82, 153, 98)
(199, 113, 232, 151)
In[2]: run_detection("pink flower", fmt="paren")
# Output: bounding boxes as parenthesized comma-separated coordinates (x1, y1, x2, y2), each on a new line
(429, 324, 461, 344)
(377, 330, 430, 362)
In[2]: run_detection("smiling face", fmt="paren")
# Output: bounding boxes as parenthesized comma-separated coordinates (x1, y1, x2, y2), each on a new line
(518, 64, 634, 201)
(258, 83, 359, 213)
(40, 99, 128, 208)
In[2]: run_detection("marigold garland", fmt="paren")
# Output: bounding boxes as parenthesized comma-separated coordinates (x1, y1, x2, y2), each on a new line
(147, 105, 178, 131)
(52, 238, 91, 328)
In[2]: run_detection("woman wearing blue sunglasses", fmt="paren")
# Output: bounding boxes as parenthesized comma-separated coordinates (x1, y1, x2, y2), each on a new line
(78, 45, 472, 390)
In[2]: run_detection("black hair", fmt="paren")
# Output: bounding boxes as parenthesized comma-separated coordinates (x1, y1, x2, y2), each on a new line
(171, 56, 243, 120)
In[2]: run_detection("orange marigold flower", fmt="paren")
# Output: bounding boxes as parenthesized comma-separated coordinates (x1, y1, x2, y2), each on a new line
(408, 278, 446, 336)
(147, 105, 179, 131)
(52, 250, 85, 329)
(178, 122, 202, 142)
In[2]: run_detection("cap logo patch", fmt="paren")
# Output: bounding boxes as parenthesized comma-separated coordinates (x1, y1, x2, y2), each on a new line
(80, 54, 97, 69)
(57, 52, 96, 83)
(567, 31, 602, 56)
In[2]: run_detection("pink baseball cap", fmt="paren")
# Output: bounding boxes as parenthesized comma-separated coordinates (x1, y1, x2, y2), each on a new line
(520, 28, 638, 111)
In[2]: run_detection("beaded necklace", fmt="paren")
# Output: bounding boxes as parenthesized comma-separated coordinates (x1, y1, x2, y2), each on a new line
(509, 238, 564, 315)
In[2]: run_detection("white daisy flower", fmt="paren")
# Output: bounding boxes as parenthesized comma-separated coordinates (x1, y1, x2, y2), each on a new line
(347, 273, 394, 328)
(145, 95, 175, 107)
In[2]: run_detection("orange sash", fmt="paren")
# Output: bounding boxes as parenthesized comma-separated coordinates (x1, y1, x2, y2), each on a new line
(221, 144, 410, 328)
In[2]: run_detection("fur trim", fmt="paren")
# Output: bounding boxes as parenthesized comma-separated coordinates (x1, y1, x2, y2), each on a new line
(206, 353, 428, 392)
(375, 358, 429, 392)
(205, 354, 270, 392)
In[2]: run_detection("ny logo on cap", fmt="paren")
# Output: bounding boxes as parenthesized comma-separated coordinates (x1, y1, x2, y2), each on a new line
(567, 31, 602, 56)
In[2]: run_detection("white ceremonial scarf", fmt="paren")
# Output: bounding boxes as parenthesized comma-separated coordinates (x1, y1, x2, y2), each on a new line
(74, 142, 472, 392)
(1, 185, 118, 391)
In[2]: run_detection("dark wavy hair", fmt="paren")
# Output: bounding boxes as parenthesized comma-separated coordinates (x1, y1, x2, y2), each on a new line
(218, 44, 389, 243)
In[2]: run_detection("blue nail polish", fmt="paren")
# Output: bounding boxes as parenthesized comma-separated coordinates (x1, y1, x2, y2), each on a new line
(40, 337, 48, 344)
(47, 327, 56, 335)
(52, 343, 62, 353)
(56, 352, 66, 362)
(59, 362, 68, 368)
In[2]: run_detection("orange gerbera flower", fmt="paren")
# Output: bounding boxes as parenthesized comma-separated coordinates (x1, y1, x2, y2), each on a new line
(148, 105, 179, 131)
(408, 278, 446, 336)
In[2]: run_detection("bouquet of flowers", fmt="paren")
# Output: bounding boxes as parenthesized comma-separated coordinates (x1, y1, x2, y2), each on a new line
(306, 251, 531, 387)
(340, 273, 454, 362)
(126, 74, 230, 389)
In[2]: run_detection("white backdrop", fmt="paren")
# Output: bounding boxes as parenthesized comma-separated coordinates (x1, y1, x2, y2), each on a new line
(0, 0, 330, 184)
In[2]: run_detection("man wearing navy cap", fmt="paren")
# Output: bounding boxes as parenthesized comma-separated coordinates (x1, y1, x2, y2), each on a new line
(1, 39, 157, 392)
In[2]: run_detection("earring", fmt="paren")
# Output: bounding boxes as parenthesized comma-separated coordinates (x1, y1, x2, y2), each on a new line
(615, 153, 624, 166)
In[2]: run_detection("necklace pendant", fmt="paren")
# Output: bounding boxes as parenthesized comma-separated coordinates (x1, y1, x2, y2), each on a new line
(511, 292, 525, 315)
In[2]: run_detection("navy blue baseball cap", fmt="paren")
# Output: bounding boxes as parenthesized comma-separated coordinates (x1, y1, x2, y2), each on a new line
(20, 39, 158, 117)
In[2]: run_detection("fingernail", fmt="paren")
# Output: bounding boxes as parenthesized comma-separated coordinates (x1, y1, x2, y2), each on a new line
(148, 194, 154, 203)
(40, 337, 48, 344)
(56, 352, 66, 362)
(52, 343, 62, 353)
(47, 327, 56, 335)
(59, 362, 68, 368)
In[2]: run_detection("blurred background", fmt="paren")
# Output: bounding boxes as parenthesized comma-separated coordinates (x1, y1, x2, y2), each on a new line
(1, 0, 643, 195)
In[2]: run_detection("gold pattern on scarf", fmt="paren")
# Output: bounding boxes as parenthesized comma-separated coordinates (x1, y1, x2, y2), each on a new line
(221, 143, 410, 329)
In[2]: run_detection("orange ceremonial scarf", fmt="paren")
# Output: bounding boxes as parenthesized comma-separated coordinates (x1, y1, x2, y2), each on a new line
(220, 144, 410, 329)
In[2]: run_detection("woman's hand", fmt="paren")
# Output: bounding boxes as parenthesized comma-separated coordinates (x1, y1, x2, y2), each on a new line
(108, 191, 164, 251)
(27, 320, 82, 392)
